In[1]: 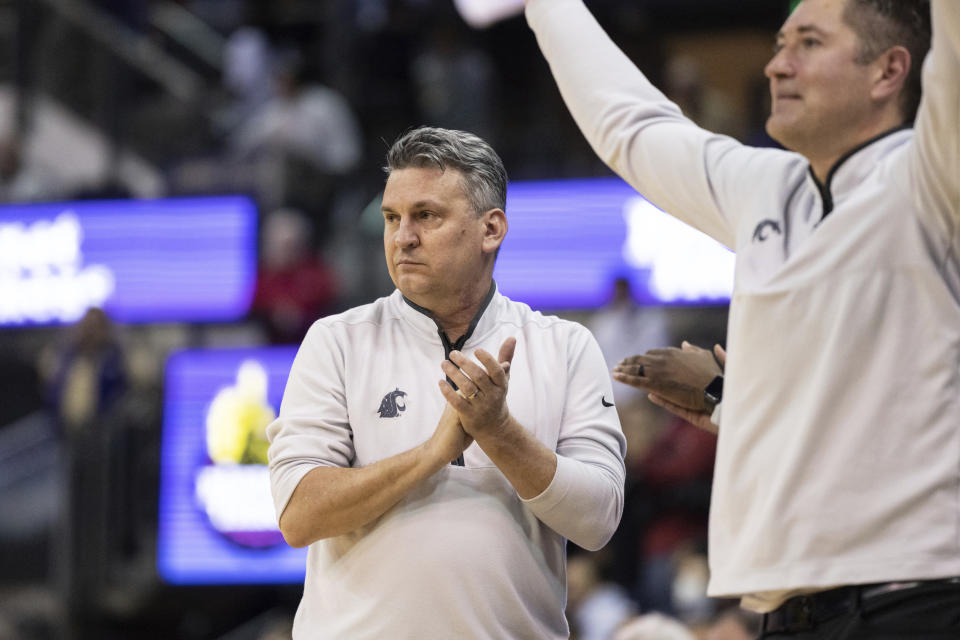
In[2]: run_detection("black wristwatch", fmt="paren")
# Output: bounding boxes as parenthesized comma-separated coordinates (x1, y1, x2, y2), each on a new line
(703, 375, 724, 411)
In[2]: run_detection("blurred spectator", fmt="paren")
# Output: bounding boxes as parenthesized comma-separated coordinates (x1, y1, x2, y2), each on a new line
(252, 208, 339, 344)
(220, 26, 277, 133)
(704, 605, 761, 640)
(613, 612, 696, 640)
(669, 548, 712, 624)
(589, 276, 670, 405)
(41, 307, 126, 435)
(39, 307, 129, 626)
(0, 136, 63, 203)
(567, 551, 636, 640)
(0, 588, 62, 640)
(411, 21, 497, 142)
(626, 416, 716, 617)
(230, 56, 363, 213)
(663, 55, 742, 140)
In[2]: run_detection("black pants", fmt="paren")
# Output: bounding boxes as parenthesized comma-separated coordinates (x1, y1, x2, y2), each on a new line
(758, 580, 960, 640)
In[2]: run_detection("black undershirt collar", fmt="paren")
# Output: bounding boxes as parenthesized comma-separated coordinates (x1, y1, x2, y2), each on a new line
(401, 280, 497, 357)
(810, 124, 912, 221)
(402, 281, 497, 467)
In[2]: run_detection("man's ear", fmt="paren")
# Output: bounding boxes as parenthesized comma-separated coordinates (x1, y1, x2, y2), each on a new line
(481, 208, 507, 254)
(870, 45, 911, 105)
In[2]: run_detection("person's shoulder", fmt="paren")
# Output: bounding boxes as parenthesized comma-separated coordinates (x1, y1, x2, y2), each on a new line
(309, 294, 397, 334)
(497, 294, 590, 337)
(739, 143, 808, 176)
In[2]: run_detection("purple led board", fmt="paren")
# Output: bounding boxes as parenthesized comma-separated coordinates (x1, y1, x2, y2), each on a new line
(0, 196, 257, 325)
(157, 345, 306, 585)
(494, 177, 734, 309)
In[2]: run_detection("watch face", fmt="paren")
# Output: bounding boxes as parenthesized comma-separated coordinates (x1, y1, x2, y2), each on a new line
(704, 375, 724, 408)
(703, 394, 718, 412)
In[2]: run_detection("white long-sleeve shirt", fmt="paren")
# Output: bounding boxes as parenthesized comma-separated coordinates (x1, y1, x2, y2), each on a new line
(268, 286, 626, 638)
(527, 0, 960, 611)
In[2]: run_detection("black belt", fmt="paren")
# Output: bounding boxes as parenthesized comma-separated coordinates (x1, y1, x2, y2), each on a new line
(761, 578, 960, 634)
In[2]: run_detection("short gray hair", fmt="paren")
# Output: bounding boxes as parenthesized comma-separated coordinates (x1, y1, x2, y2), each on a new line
(384, 126, 507, 216)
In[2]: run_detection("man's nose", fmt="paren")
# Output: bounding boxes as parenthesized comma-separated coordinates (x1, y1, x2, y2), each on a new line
(764, 48, 793, 79)
(394, 218, 419, 247)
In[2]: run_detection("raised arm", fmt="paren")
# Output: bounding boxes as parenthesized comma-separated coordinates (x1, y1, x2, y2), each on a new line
(908, 0, 960, 229)
(524, 0, 740, 245)
(941, 0, 960, 54)
(267, 325, 471, 548)
(524, 0, 810, 251)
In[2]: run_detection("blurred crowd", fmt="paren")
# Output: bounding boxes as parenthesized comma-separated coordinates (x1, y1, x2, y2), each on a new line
(0, 0, 787, 638)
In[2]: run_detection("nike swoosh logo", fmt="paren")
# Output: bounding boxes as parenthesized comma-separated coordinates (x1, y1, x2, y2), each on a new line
(601, 396, 614, 407)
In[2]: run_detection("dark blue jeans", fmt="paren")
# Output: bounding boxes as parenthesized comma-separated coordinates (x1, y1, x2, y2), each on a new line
(759, 580, 960, 639)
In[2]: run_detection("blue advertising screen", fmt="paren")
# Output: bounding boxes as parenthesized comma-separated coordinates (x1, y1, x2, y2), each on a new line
(0, 196, 257, 326)
(494, 177, 734, 309)
(157, 346, 306, 585)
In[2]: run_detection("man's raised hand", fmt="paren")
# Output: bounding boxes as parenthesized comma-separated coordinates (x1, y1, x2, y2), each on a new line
(439, 337, 517, 438)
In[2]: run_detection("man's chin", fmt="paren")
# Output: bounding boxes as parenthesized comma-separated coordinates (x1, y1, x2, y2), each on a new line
(765, 118, 797, 151)
(396, 278, 433, 302)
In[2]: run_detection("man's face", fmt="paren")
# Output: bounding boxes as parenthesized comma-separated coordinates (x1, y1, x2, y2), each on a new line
(764, 0, 875, 155)
(382, 166, 491, 309)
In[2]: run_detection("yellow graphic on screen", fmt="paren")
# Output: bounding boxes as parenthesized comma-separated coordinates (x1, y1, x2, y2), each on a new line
(205, 360, 276, 465)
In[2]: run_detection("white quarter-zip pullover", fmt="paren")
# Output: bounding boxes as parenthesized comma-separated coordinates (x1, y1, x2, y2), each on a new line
(527, 0, 960, 611)
(268, 286, 627, 638)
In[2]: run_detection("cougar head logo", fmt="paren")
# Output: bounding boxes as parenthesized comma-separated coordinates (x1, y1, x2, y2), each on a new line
(752, 219, 782, 242)
(377, 388, 407, 418)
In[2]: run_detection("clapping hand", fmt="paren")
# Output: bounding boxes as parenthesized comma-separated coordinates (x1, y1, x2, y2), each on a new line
(439, 337, 517, 438)
(613, 341, 725, 433)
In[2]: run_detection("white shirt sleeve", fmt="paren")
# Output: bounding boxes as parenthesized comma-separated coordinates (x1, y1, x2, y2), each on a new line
(524, 0, 800, 251)
(908, 0, 960, 232)
(266, 322, 354, 521)
(522, 325, 627, 551)
(940, 0, 960, 56)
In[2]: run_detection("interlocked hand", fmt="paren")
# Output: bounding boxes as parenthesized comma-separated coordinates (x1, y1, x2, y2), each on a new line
(613, 341, 724, 412)
(426, 401, 474, 465)
(439, 337, 516, 438)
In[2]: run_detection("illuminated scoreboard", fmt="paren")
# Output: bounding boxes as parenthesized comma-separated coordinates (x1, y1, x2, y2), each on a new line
(158, 346, 306, 585)
(0, 184, 730, 329)
(0, 196, 257, 326)
(495, 177, 734, 309)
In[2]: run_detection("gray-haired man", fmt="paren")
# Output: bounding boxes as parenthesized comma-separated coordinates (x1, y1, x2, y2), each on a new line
(267, 127, 626, 639)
